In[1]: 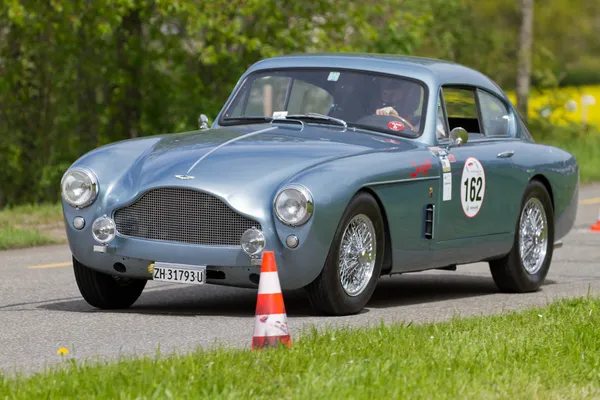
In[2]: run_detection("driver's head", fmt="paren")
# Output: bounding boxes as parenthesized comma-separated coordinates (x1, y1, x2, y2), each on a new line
(379, 79, 421, 116)
(380, 79, 406, 106)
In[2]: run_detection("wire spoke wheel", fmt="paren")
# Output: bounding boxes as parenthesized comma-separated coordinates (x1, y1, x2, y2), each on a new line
(338, 214, 376, 296)
(518, 198, 548, 274)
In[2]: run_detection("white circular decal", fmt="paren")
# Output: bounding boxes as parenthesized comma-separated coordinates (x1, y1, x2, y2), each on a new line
(460, 157, 486, 218)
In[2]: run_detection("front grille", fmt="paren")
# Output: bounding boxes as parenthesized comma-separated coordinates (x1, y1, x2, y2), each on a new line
(114, 188, 261, 246)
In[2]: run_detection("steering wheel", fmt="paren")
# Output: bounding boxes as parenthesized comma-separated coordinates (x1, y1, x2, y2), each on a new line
(355, 113, 417, 134)
(387, 114, 416, 131)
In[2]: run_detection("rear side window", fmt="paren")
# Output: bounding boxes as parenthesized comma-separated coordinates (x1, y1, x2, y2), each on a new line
(441, 87, 481, 133)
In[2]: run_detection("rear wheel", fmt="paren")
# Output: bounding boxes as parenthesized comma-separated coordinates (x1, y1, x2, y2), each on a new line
(73, 257, 147, 309)
(489, 180, 554, 292)
(306, 192, 385, 315)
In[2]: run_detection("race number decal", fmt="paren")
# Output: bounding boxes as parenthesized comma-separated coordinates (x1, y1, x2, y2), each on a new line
(460, 157, 486, 218)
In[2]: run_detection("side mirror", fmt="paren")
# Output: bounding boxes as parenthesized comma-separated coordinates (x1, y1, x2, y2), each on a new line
(199, 114, 209, 130)
(448, 127, 468, 148)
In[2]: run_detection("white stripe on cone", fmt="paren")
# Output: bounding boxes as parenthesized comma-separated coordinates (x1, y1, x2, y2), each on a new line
(257, 271, 282, 294)
(253, 314, 290, 337)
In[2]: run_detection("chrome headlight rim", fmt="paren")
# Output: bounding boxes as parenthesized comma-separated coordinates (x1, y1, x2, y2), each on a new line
(91, 215, 116, 244)
(240, 227, 266, 256)
(61, 167, 99, 209)
(274, 184, 314, 227)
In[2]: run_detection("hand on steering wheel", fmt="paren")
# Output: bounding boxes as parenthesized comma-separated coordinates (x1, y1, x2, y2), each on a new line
(375, 106, 416, 131)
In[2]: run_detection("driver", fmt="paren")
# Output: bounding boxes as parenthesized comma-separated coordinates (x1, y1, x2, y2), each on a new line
(375, 79, 446, 138)
(375, 80, 413, 119)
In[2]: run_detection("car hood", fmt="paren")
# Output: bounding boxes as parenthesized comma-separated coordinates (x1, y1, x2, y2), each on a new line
(116, 123, 416, 207)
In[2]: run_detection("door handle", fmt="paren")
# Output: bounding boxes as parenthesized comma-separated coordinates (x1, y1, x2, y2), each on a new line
(497, 150, 515, 158)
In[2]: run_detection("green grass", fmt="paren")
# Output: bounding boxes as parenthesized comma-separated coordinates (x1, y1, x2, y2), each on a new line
(533, 121, 600, 184)
(0, 203, 65, 250)
(543, 135, 600, 184)
(2, 296, 600, 399)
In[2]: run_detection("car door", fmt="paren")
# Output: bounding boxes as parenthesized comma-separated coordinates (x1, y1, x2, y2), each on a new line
(431, 86, 522, 264)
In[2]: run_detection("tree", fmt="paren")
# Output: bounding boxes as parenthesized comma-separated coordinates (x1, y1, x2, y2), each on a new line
(517, 0, 534, 122)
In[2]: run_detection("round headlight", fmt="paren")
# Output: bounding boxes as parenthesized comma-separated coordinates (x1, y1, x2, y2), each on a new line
(61, 168, 98, 208)
(92, 216, 116, 244)
(240, 228, 266, 256)
(274, 185, 313, 226)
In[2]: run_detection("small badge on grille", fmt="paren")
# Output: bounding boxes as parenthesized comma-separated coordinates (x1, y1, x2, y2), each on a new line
(175, 175, 195, 180)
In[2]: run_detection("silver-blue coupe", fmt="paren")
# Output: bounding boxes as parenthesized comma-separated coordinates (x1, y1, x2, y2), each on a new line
(61, 54, 579, 315)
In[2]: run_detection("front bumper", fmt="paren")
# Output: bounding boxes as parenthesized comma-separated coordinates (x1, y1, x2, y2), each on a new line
(64, 208, 331, 290)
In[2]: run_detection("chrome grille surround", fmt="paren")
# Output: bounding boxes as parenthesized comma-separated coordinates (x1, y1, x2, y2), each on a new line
(113, 188, 261, 246)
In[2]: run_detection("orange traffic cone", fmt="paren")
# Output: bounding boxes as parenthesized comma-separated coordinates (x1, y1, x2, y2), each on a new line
(591, 209, 600, 232)
(251, 251, 292, 350)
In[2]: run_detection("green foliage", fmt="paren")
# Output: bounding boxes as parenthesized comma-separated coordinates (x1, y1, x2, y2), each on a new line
(0, 0, 598, 206)
(561, 58, 600, 87)
(3, 296, 600, 398)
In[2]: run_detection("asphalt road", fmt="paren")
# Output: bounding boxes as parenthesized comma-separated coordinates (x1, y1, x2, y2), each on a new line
(2, 184, 600, 375)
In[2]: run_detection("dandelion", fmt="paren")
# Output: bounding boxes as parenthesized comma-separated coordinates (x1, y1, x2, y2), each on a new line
(57, 347, 69, 356)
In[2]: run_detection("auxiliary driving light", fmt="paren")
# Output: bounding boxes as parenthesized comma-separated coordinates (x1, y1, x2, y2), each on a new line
(91, 216, 116, 244)
(240, 228, 266, 256)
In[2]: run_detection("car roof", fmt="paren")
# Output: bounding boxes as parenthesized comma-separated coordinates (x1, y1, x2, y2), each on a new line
(245, 53, 507, 100)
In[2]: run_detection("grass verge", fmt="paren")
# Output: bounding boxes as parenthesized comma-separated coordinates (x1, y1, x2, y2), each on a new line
(0, 203, 65, 250)
(539, 133, 600, 184)
(530, 117, 600, 184)
(2, 296, 600, 399)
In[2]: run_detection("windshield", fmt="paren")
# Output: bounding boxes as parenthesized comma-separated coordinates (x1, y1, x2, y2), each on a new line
(220, 68, 427, 137)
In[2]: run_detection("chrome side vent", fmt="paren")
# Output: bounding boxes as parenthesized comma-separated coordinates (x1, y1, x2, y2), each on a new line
(425, 204, 435, 239)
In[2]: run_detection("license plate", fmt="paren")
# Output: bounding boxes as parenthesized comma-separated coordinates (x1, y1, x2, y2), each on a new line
(152, 262, 205, 285)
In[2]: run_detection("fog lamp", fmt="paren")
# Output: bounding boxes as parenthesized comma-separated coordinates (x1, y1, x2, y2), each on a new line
(92, 216, 116, 244)
(240, 228, 266, 256)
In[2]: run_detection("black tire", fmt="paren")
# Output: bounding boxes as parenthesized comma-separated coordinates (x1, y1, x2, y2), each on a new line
(489, 180, 554, 292)
(306, 192, 385, 315)
(73, 257, 147, 309)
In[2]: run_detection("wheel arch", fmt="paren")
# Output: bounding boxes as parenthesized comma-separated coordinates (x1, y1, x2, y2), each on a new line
(530, 174, 555, 210)
(357, 187, 393, 275)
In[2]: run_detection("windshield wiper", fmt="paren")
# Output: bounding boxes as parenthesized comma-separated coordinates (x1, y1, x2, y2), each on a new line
(284, 113, 347, 129)
(222, 116, 274, 125)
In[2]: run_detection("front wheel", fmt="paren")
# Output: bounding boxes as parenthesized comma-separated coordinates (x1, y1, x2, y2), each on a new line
(306, 192, 385, 316)
(73, 257, 147, 309)
(489, 180, 554, 292)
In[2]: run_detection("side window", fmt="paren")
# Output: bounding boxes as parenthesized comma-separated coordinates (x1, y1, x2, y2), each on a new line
(478, 90, 512, 137)
(442, 87, 481, 134)
(287, 80, 333, 115)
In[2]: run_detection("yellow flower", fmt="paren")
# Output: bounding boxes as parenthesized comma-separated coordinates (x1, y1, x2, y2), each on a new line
(57, 347, 69, 356)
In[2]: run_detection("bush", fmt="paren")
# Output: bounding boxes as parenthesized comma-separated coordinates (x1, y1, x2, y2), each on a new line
(560, 59, 600, 87)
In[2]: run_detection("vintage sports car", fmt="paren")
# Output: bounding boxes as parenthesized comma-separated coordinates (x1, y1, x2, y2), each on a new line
(61, 54, 579, 316)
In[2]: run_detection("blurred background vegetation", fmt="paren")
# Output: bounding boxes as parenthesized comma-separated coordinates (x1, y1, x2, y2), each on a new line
(1, 0, 599, 207)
